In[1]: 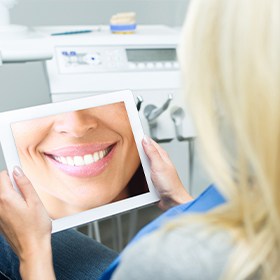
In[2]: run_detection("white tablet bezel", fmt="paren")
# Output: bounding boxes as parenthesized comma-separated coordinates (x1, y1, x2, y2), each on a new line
(0, 90, 159, 233)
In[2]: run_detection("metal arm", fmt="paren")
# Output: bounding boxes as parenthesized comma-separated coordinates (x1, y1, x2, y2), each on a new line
(144, 93, 173, 123)
(170, 106, 193, 142)
(143, 94, 173, 143)
(136, 95, 143, 111)
(170, 105, 196, 192)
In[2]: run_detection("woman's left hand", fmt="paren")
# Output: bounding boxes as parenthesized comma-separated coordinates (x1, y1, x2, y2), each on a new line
(0, 167, 55, 279)
(142, 136, 193, 210)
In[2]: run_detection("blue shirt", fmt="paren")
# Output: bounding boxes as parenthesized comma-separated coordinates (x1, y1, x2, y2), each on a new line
(100, 184, 225, 280)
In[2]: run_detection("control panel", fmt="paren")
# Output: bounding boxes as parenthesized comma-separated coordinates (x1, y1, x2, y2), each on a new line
(56, 46, 179, 74)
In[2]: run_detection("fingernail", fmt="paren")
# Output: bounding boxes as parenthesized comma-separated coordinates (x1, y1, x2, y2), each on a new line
(13, 166, 24, 177)
(143, 135, 151, 145)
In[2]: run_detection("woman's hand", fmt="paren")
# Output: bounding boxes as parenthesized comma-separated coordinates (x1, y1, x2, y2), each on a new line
(0, 167, 55, 280)
(142, 136, 193, 210)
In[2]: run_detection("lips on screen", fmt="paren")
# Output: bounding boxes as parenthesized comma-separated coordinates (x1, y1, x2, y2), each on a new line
(11, 102, 149, 219)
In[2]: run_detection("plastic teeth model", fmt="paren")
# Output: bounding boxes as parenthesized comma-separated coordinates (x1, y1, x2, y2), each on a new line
(110, 12, 137, 34)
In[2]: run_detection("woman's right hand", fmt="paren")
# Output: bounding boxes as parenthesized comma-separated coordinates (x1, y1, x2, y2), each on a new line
(0, 167, 55, 279)
(142, 136, 193, 211)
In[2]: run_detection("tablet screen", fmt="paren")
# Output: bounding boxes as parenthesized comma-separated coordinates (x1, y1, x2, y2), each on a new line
(11, 102, 148, 220)
(0, 90, 159, 232)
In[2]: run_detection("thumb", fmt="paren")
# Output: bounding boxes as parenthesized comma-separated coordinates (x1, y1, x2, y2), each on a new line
(12, 166, 39, 203)
(142, 136, 165, 171)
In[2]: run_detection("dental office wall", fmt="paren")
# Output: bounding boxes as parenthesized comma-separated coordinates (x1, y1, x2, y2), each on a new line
(11, 0, 189, 27)
(0, 0, 210, 196)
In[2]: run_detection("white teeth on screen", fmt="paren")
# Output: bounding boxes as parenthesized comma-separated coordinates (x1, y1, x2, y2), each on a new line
(66, 156, 74, 166)
(53, 148, 110, 166)
(99, 150, 104, 158)
(60, 157, 67, 165)
(73, 156, 84, 166)
(84, 154, 94, 164)
(93, 152, 99, 162)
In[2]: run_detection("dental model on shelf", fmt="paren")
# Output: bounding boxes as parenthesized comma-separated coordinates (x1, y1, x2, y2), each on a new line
(110, 12, 137, 34)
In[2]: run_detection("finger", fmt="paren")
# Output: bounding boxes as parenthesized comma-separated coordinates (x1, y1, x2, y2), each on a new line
(0, 171, 24, 212)
(143, 136, 172, 164)
(12, 166, 40, 204)
(142, 136, 166, 171)
(149, 138, 171, 162)
(0, 171, 14, 193)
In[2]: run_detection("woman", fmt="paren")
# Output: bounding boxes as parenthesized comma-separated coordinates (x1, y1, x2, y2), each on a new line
(11, 102, 148, 219)
(0, 0, 279, 279)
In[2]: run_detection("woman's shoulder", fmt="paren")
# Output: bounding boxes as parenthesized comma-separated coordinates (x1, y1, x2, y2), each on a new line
(112, 222, 234, 280)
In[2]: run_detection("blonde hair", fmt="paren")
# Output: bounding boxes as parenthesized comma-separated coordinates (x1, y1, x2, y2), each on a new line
(176, 0, 280, 279)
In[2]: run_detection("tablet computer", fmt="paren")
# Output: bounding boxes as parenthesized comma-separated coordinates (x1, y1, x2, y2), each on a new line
(0, 90, 159, 233)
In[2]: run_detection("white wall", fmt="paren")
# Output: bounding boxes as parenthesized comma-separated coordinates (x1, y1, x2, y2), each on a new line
(11, 0, 189, 27)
